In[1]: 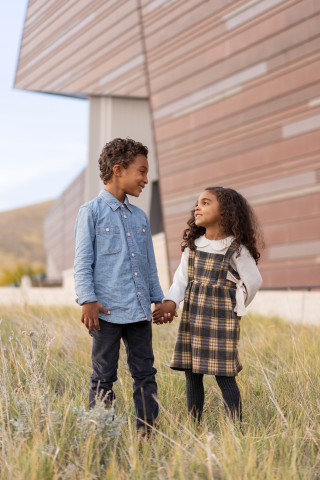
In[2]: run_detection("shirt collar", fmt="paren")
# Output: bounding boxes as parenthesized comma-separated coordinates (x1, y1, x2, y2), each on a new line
(98, 189, 133, 213)
(195, 235, 234, 250)
(195, 235, 211, 248)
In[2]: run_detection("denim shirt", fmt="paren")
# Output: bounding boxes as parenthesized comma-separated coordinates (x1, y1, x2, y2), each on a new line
(74, 189, 164, 324)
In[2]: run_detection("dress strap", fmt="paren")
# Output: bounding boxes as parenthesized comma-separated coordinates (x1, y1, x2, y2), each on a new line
(187, 249, 195, 280)
(217, 240, 238, 280)
(224, 240, 238, 260)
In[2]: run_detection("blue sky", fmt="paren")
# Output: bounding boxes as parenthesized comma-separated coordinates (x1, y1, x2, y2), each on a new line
(0, 0, 88, 212)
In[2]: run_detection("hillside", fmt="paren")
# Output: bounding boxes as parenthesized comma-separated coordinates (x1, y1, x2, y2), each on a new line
(0, 200, 54, 273)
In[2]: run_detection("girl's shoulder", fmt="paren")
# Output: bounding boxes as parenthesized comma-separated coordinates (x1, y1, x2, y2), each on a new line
(182, 247, 190, 259)
(233, 244, 257, 267)
(237, 244, 252, 257)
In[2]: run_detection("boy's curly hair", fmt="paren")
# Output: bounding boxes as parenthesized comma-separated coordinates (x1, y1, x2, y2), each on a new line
(181, 186, 264, 264)
(99, 138, 148, 184)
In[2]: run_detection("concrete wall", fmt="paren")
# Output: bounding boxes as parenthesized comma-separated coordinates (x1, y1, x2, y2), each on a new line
(247, 290, 320, 325)
(0, 276, 319, 325)
(1, 260, 319, 326)
(0, 271, 76, 307)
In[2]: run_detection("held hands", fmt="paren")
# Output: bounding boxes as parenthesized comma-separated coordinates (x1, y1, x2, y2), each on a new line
(81, 301, 110, 331)
(153, 300, 178, 325)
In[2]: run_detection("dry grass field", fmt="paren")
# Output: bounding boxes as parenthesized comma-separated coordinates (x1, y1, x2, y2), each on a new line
(0, 305, 319, 479)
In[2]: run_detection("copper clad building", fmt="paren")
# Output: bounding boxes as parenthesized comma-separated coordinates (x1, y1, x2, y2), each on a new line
(15, 0, 320, 288)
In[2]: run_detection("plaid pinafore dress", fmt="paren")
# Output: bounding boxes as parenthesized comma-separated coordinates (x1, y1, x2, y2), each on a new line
(171, 242, 243, 376)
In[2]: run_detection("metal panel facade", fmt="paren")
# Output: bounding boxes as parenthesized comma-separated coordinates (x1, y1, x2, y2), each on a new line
(16, 0, 148, 97)
(16, 0, 320, 287)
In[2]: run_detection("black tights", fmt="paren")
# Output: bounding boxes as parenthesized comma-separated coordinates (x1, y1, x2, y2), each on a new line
(185, 370, 242, 423)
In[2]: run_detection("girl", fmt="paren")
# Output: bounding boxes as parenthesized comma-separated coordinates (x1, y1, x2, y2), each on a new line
(153, 186, 263, 422)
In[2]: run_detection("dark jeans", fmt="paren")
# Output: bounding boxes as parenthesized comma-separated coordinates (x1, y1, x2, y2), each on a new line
(89, 319, 158, 431)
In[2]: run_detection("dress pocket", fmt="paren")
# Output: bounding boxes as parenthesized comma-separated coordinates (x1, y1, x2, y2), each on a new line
(96, 225, 122, 254)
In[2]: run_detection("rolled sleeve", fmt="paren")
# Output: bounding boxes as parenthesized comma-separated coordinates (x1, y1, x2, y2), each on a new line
(73, 206, 98, 305)
(163, 249, 189, 308)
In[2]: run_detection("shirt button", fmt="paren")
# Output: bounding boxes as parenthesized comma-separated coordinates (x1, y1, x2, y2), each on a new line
(106, 228, 109, 232)
(121, 205, 125, 208)
(131, 253, 135, 257)
(137, 292, 141, 295)
(127, 233, 131, 236)
(134, 272, 138, 276)
(142, 228, 145, 232)
(124, 215, 127, 219)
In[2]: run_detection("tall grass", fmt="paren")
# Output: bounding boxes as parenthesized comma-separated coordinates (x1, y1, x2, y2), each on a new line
(0, 305, 319, 479)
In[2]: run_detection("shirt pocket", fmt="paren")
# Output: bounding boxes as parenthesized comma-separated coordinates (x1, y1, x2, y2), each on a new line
(133, 225, 147, 253)
(96, 225, 122, 254)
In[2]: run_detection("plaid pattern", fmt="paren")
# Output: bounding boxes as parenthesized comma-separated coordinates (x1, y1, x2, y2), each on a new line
(171, 242, 243, 376)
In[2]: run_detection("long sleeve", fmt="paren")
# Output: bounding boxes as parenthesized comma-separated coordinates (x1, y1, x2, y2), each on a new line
(163, 248, 189, 308)
(231, 246, 263, 307)
(73, 206, 98, 305)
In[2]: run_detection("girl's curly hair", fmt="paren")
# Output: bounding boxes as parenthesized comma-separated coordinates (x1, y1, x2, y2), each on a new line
(181, 186, 264, 264)
(99, 137, 148, 184)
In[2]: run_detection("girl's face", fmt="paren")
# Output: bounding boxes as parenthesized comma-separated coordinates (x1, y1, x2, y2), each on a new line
(194, 190, 221, 228)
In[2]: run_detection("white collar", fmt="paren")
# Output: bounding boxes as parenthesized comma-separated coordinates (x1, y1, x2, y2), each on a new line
(195, 235, 234, 251)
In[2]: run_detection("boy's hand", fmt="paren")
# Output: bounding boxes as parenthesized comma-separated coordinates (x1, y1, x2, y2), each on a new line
(153, 300, 177, 325)
(81, 302, 110, 332)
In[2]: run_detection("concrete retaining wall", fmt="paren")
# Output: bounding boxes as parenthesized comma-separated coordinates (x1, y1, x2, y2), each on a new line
(247, 290, 320, 325)
(0, 270, 76, 307)
(0, 276, 319, 325)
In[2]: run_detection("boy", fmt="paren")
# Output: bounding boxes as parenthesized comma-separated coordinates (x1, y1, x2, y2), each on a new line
(74, 138, 164, 435)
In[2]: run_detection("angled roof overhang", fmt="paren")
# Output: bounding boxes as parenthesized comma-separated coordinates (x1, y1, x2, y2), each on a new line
(15, 0, 148, 98)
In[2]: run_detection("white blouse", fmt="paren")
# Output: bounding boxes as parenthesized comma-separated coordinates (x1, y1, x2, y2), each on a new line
(163, 235, 263, 316)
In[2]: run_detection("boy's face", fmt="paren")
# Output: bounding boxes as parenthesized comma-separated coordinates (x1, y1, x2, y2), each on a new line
(118, 155, 149, 197)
